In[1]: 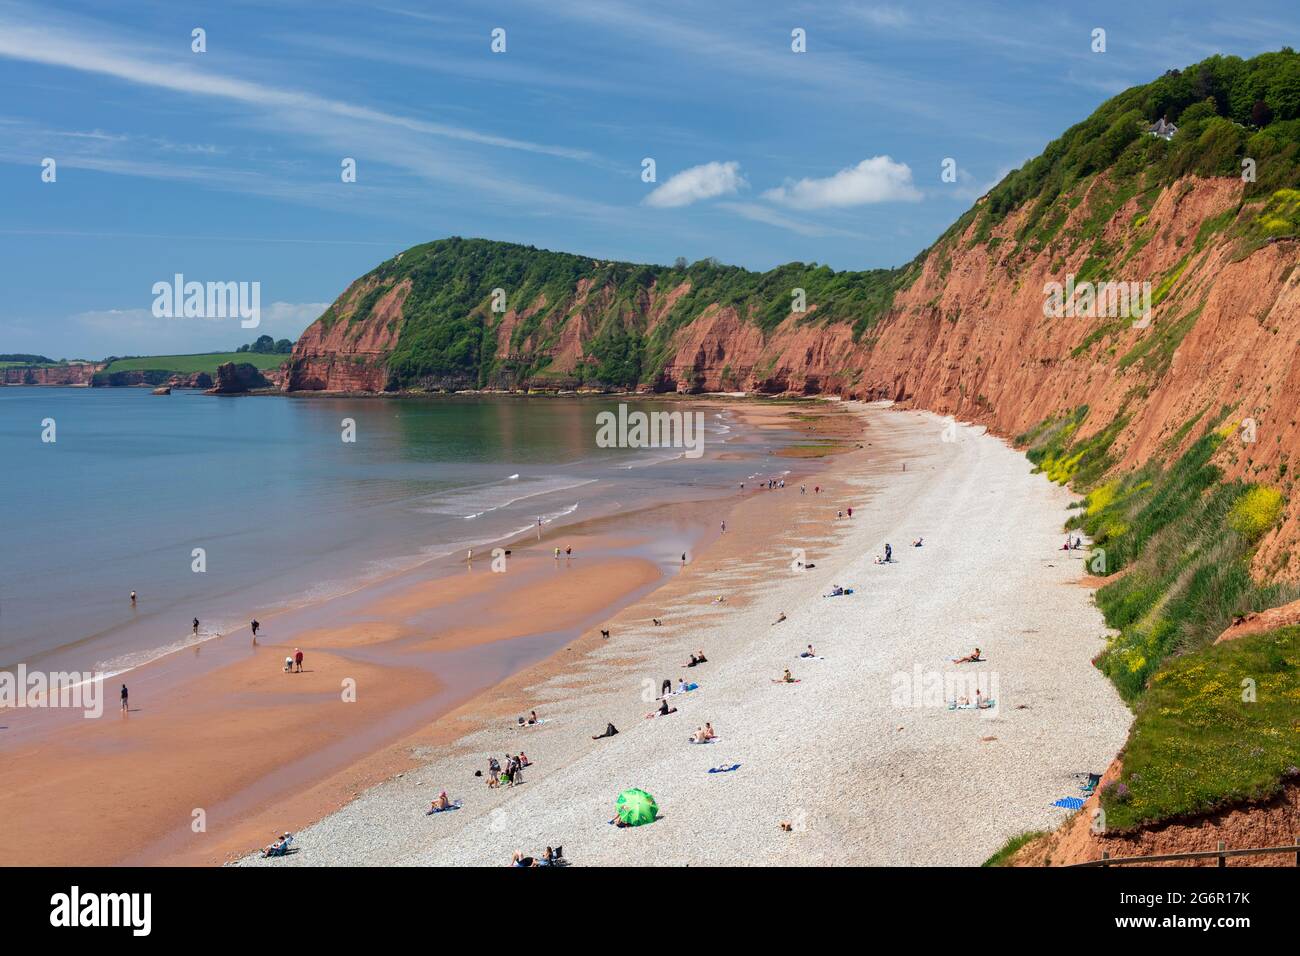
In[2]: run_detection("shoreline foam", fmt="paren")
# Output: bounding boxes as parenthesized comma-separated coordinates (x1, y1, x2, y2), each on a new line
(232, 403, 1132, 867)
(0, 398, 841, 866)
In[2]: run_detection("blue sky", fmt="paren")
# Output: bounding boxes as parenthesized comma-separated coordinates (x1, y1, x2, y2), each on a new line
(1, 0, 1296, 359)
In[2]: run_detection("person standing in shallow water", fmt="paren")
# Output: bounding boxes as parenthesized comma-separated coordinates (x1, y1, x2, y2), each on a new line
(120, 684, 128, 712)
(129, 590, 137, 606)
(251, 619, 260, 643)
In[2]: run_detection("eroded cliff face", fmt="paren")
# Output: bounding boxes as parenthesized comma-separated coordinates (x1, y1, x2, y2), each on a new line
(285, 276, 407, 392)
(859, 174, 1300, 580)
(283, 175, 1299, 567)
(1, 362, 102, 385)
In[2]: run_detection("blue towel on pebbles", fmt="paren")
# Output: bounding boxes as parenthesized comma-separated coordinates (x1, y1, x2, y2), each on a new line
(1052, 797, 1085, 810)
(708, 764, 741, 774)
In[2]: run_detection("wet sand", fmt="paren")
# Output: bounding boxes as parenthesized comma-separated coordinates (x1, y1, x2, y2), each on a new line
(0, 399, 850, 866)
(234, 403, 1130, 868)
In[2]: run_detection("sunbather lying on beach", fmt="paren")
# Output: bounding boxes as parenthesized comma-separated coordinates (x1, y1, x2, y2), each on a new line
(772, 612, 787, 625)
(952, 648, 983, 663)
(592, 722, 619, 739)
(539, 846, 566, 866)
(653, 618, 663, 626)
(800, 644, 816, 658)
(683, 650, 708, 667)
(511, 850, 536, 867)
(950, 692, 996, 710)
(772, 668, 798, 683)
(912, 537, 923, 547)
(646, 699, 678, 719)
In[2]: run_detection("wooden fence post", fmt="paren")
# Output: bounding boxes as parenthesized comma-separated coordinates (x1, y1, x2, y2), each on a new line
(1100, 851, 1109, 868)
(1217, 841, 1226, 867)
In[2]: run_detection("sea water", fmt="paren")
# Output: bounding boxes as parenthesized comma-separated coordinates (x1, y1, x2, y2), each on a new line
(0, 388, 792, 677)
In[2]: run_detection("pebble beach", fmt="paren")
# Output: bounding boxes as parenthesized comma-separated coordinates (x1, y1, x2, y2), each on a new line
(239, 403, 1132, 867)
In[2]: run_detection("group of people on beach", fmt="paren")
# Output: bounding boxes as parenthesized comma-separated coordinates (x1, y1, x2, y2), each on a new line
(283, 648, 304, 673)
(265, 456, 889, 864)
(659, 677, 695, 698)
(484, 752, 531, 788)
(689, 722, 716, 743)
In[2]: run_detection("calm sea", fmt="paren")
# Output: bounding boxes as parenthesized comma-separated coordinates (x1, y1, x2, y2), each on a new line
(0, 388, 792, 677)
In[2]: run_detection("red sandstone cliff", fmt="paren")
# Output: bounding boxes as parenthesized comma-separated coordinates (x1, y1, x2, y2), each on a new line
(285, 277, 407, 392)
(1, 362, 102, 386)
(285, 174, 1298, 580)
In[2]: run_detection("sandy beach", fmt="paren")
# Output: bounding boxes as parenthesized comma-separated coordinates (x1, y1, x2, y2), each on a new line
(236, 403, 1132, 867)
(0, 398, 838, 866)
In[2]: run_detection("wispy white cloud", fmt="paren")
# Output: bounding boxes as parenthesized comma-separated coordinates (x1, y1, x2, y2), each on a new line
(0, 228, 401, 247)
(0, 15, 591, 161)
(764, 157, 922, 209)
(644, 161, 747, 208)
(72, 300, 328, 352)
(0, 6, 635, 226)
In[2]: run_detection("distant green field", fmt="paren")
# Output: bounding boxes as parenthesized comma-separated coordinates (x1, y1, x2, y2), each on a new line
(103, 352, 286, 375)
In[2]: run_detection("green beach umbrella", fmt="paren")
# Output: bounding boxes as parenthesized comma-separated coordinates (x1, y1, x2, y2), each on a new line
(615, 788, 658, 827)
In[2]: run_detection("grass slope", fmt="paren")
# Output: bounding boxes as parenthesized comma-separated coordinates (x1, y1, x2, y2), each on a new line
(102, 353, 285, 375)
(1019, 409, 1298, 830)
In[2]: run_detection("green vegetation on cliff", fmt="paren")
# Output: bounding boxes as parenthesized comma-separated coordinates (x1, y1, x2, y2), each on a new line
(312, 51, 1300, 395)
(324, 237, 921, 391)
(1019, 407, 1298, 831)
(978, 50, 1300, 242)
(95, 352, 285, 385)
(1104, 624, 1300, 830)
